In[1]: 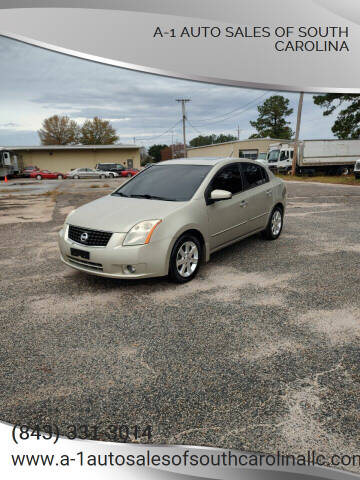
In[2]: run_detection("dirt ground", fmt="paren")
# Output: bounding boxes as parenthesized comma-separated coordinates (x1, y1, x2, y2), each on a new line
(0, 178, 359, 472)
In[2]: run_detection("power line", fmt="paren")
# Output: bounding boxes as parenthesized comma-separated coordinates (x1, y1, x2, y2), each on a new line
(134, 120, 182, 142)
(192, 91, 270, 127)
(186, 118, 204, 136)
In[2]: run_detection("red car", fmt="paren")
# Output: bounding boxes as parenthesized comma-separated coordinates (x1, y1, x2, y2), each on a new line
(30, 170, 66, 180)
(120, 168, 139, 178)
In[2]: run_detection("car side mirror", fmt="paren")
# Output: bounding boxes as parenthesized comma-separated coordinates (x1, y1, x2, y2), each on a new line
(210, 189, 232, 202)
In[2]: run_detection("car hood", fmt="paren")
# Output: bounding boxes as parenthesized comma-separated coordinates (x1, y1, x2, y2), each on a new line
(66, 194, 186, 232)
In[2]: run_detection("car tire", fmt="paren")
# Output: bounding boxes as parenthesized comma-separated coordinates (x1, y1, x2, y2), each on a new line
(109, 173, 114, 178)
(36, 174, 42, 180)
(100, 174, 106, 179)
(127, 173, 132, 177)
(74, 175, 79, 179)
(355, 174, 359, 180)
(57, 174, 63, 179)
(168, 234, 201, 283)
(262, 206, 284, 240)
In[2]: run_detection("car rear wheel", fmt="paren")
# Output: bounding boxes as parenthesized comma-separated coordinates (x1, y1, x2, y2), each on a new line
(74, 175, 79, 179)
(57, 174, 63, 179)
(109, 173, 114, 178)
(100, 174, 106, 179)
(127, 173, 132, 177)
(36, 174, 42, 180)
(169, 234, 201, 283)
(262, 206, 283, 240)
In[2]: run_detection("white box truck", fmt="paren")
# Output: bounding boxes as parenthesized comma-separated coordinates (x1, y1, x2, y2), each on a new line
(266, 139, 360, 175)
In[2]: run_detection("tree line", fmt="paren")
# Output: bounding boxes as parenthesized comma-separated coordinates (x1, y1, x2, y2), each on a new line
(38, 93, 360, 162)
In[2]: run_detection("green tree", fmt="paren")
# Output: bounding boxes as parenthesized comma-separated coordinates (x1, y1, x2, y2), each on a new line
(313, 94, 360, 139)
(38, 115, 80, 145)
(250, 95, 293, 139)
(80, 117, 118, 144)
(215, 133, 237, 143)
(148, 144, 168, 162)
(189, 133, 237, 147)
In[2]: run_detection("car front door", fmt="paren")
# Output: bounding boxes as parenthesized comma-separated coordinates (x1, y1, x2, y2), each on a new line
(240, 162, 272, 233)
(206, 163, 249, 250)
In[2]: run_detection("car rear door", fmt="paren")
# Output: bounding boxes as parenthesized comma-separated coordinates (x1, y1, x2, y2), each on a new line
(239, 162, 272, 232)
(206, 163, 249, 250)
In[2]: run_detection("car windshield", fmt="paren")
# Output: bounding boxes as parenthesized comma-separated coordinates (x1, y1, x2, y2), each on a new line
(113, 164, 212, 201)
(267, 150, 280, 163)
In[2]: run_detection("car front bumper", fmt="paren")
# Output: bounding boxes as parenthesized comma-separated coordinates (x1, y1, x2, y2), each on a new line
(58, 225, 170, 279)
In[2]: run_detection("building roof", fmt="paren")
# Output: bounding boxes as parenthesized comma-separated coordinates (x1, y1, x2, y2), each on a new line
(187, 138, 286, 150)
(0, 144, 140, 151)
(161, 157, 240, 166)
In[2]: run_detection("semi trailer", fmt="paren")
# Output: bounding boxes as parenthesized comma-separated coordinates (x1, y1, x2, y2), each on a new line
(0, 149, 22, 178)
(266, 139, 360, 175)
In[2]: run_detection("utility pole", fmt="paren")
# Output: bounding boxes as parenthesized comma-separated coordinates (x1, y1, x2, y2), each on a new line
(237, 125, 241, 140)
(291, 92, 304, 176)
(176, 98, 190, 158)
(171, 130, 174, 159)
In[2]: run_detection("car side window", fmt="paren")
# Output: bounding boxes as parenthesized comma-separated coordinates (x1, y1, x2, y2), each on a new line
(241, 162, 268, 190)
(211, 164, 243, 195)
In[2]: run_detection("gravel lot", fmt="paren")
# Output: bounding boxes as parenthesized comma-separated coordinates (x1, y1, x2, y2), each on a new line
(0, 179, 359, 470)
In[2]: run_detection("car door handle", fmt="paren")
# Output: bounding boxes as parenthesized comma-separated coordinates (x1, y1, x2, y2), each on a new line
(240, 200, 248, 208)
(266, 189, 272, 196)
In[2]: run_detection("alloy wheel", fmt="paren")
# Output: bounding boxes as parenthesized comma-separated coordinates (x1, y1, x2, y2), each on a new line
(176, 241, 199, 278)
(271, 210, 282, 236)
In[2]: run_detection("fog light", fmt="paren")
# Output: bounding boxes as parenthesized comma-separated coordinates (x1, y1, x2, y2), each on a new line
(127, 265, 136, 274)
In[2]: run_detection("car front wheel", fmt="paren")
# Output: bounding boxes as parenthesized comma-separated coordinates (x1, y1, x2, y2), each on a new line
(262, 206, 283, 240)
(57, 174, 63, 179)
(36, 174, 42, 180)
(169, 234, 201, 283)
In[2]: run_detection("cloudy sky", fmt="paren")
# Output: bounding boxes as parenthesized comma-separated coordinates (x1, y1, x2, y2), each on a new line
(0, 35, 337, 148)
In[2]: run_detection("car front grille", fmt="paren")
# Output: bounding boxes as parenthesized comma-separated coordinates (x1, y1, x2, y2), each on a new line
(68, 225, 112, 247)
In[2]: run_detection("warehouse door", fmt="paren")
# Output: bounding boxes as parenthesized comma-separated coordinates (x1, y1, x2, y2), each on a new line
(127, 159, 133, 168)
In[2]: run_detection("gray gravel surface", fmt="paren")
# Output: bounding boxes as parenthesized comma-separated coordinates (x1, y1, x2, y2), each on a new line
(0, 179, 359, 471)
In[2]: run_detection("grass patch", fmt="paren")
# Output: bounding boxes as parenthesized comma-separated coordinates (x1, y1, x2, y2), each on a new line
(90, 184, 100, 188)
(276, 174, 360, 186)
(102, 184, 110, 188)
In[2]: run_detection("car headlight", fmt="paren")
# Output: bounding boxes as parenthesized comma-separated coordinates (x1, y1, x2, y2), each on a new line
(123, 220, 162, 246)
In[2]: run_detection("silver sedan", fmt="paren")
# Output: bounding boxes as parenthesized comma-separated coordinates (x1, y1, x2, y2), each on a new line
(59, 158, 286, 283)
(67, 168, 119, 179)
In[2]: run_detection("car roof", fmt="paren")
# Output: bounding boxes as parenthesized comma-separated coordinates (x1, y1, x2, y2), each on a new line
(159, 157, 261, 166)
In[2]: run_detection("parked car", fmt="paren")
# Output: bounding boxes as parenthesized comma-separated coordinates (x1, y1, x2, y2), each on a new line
(67, 168, 119, 179)
(59, 158, 286, 283)
(354, 159, 360, 179)
(95, 163, 125, 174)
(120, 168, 139, 177)
(30, 170, 66, 180)
(22, 165, 39, 177)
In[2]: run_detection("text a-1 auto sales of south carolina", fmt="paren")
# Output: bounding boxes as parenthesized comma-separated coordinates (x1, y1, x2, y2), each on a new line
(153, 25, 350, 52)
